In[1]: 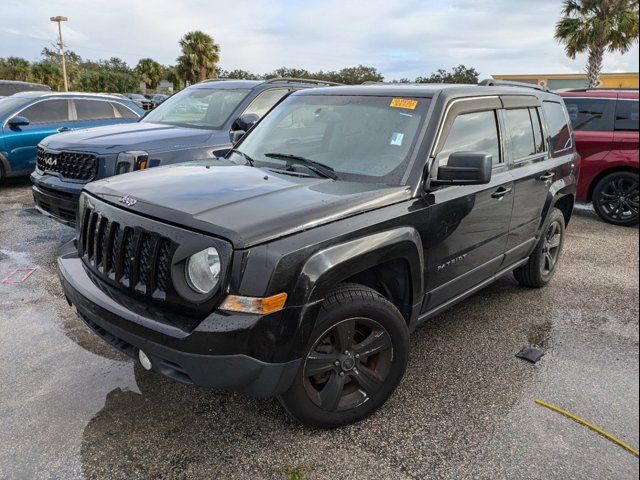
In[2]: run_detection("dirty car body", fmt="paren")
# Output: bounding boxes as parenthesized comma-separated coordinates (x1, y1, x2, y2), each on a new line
(58, 83, 578, 427)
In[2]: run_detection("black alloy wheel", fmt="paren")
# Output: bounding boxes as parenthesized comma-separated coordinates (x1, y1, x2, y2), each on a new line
(303, 317, 393, 412)
(593, 172, 639, 226)
(279, 283, 409, 428)
(514, 207, 566, 288)
(540, 220, 562, 277)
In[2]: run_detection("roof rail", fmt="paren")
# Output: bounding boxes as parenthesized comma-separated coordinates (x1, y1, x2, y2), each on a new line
(479, 78, 547, 92)
(197, 78, 257, 84)
(562, 87, 638, 92)
(262, 77, 342, 86)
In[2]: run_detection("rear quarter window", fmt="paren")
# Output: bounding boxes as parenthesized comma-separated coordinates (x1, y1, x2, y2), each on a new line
(112, 102, 139, 119)
(542, 101, 573, 156)
(614, 100, 639, 132)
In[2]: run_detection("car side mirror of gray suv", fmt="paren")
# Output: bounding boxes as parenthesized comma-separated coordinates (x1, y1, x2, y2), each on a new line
(235, 113, 260, 132)
(431, 152, 492, 187)
(8, 116, 30, 127)
(232, 130, 246, 144)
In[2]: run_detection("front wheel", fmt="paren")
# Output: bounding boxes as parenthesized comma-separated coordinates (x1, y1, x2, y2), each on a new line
(279, 283, 409, 428)
(514, 208, 566, 288)
(592, 171, 639, 226)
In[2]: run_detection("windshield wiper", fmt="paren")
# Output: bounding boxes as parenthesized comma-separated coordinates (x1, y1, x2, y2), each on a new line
(229, 149, 255, 166)
(264, 152, 337, 180)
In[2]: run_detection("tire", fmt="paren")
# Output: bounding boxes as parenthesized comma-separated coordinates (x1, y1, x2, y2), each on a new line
(279, 283, 409, 428)
(514, 208, 566, 288)
(592, 171, 639, 226)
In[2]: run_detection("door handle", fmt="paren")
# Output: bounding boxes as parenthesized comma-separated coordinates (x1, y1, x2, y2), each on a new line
(57, 127, 70, 133)
(538, 171, 555, 181)
(491, 186, 512, 199)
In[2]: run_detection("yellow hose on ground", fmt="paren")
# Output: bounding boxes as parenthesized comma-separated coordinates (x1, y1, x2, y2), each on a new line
(535, 399, 639, 458)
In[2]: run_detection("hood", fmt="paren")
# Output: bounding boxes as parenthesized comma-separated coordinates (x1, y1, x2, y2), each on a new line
(40, 122, 227, 154)
(86, 162, 411, 248)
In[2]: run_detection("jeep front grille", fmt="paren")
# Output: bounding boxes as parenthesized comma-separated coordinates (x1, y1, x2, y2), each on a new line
(78, 205, 175, 301)
(37, 146, 98, 182)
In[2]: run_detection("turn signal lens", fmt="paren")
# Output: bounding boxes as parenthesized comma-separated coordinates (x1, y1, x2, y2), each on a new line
(219, 293, 287, 315)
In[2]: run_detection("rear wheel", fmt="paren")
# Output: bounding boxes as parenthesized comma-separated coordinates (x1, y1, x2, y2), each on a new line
(514, 208, 566, 288)
(592, 171, 639, 226)
(279, 283, 409, 428)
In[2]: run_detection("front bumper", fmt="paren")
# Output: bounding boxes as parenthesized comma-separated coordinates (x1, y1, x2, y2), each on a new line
(31, 171, 82, 227)
(58, 241, 301, 397)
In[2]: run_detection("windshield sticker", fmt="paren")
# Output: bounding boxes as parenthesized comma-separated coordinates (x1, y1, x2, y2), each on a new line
(390, 132, 405, 146)
(390, 98, 418, 110)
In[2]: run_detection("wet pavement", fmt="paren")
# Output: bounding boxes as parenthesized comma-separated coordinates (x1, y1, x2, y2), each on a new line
(1, 179, 638, 480)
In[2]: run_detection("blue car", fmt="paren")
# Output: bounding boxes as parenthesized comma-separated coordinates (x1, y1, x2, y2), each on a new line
(31, 78, 338, 226)
(0, 92, 143, 181)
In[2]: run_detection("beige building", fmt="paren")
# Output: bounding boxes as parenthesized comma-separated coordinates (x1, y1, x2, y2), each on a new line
(492, 72, 639, 90)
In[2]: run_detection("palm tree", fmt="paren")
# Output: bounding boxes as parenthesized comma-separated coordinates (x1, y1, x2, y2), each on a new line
(135, 58, 163, 89)
(555, 0, 639, 88)
(176, 31, 220, 84)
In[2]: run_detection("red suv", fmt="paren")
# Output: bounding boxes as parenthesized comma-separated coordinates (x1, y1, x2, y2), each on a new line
(559, 89, 639, 226)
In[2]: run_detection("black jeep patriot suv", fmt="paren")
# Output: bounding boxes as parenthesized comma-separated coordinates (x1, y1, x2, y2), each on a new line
(58, 81, 578, 427)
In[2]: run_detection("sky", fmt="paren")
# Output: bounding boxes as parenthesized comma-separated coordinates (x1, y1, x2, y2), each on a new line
(1, 0, 638, 80)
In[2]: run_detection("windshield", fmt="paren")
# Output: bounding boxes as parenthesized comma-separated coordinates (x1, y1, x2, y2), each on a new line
(233, 94, 430, 185)
(142, 87, 250, 129)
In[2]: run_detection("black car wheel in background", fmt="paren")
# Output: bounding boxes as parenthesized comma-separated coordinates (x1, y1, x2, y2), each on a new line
(592, 171, 640, 226)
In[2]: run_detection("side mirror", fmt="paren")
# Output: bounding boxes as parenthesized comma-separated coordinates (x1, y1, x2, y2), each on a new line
(231, 130, 246, 144)
(8, 116, 30, 127)
(432, 152, 492, 186)
(234, 113, 259, 132)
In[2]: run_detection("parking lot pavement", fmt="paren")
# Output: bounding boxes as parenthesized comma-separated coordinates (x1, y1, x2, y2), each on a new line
(0, 179, 638, 480)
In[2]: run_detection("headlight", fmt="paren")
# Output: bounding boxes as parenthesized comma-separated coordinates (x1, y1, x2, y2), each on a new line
(116, 151, 149, 174)
(185, 247, 221, 294)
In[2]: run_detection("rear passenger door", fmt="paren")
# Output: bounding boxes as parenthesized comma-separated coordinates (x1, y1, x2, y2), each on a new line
(421, 98, 514, 313)
(506, 99, 575, 263)
(502, 98, 554, 260)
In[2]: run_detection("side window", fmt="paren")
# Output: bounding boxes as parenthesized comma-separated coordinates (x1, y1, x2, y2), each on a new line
(75, 100, 116, 120)
(112, 102, 139, 119)
(242, 89, 289, 118)
(542, 101, 572, 155)
(20, 100, 70, 124)
(614, 100, 639, 132)
(563, 97, 614, 131)
(531, 108, 546, 154)
(505, 108, 536, 160)
(435, 110, 501, 170)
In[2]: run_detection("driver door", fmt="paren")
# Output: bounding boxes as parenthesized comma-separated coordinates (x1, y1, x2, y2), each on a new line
(3, 99, 73, 174)
(420, 99, 514, 313)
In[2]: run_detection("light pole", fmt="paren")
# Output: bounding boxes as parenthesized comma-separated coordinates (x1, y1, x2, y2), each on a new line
(50, 16, 69, 92)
